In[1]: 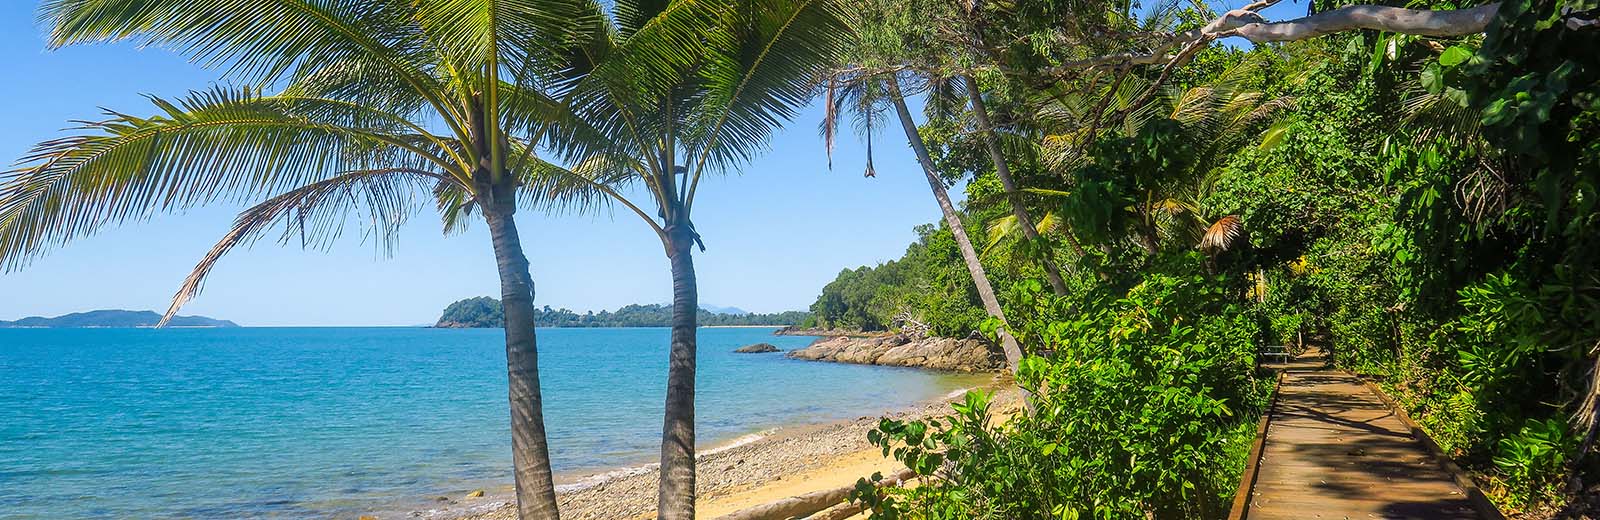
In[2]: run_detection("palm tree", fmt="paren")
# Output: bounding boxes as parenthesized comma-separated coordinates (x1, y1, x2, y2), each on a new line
(550, 1, 847, 517)
(960, 75, 1072, 296)
(0, 2, 599, 518)
(823, 0, 1025, 370)
(1033, 55, 1291, 258)
(883, 77, 1026, 370)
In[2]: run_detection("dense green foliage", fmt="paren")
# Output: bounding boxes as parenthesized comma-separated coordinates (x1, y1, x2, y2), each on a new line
(857, 264, 1271, 519)
(818, 0, 1600, 516)
(806, 224, 993, 335)
(436, 297, 809, 328)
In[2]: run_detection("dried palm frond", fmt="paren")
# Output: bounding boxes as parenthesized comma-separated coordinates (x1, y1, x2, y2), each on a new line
(1199, 214, 1243, 252)
(821, 78, 839, 169)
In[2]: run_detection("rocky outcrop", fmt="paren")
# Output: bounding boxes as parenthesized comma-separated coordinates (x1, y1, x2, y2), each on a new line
(733, 343, 781, 353)
(785, 334, 1003, 372)
(773, 326, 888, 337)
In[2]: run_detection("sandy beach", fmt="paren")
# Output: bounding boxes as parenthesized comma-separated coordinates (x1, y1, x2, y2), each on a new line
(411, 375, 1018, 520)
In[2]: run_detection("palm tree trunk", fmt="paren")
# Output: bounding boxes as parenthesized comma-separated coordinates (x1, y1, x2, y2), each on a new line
(485, 201, 561, 520)
(657, 224, 698, 520)
(960, 75, 1070, 297)
(887, 77, 1024, 371)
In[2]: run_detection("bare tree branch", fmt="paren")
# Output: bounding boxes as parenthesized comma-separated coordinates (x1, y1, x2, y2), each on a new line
(1225, 3, 1500, 42)
(1037, 2, 1500, 77)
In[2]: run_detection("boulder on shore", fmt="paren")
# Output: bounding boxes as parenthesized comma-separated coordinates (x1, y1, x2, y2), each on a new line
(733, 342, 781, 353)
(785, 334, 1003, 372)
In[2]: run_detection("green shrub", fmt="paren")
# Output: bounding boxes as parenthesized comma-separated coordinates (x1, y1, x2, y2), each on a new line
(853, 260, 1269, 519)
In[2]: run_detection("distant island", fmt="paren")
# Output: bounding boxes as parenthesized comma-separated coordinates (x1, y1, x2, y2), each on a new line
(436, 297, 809, 328)
(0, 310, 239, 328)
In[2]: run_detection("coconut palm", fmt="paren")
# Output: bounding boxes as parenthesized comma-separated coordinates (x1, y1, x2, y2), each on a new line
(1034, 55, 1292, 256)
(959, 75, 1073, 295)
(823, 0, 1026, 370)
(549, 0, 848, 517)
(0, 2, 603, 518)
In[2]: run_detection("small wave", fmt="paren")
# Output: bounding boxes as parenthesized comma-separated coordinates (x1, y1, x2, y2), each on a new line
(701, 430, 770, 457)
(550, 430, 775, 494)
(943, 387, 976, 400)
(553, 463, 658, 493)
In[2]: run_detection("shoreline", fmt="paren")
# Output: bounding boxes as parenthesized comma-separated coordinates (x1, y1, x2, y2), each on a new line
(410, 376, 1013, 520)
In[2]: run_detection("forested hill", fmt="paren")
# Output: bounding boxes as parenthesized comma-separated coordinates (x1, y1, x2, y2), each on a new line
(804, 223, 987, 337)
(0, 310, 238, 328)
(435, 297, 809, 328)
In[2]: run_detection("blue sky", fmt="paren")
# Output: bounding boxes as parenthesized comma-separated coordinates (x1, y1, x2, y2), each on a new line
(0, 1, 1305, 326)
(0, 5, 955, 326)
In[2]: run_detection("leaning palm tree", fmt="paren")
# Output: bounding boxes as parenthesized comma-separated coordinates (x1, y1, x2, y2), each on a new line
(549, 0, 848, 517)
(0, 2, 599, 518)
(822, 0, 1025, 370)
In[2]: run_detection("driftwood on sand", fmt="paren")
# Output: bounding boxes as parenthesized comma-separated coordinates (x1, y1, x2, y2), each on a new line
(711, 468, 917, 520)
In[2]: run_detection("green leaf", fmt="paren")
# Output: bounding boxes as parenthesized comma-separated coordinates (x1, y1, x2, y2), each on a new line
(1258, 120, 1292, 150)
(1439, 46, 1473, 67)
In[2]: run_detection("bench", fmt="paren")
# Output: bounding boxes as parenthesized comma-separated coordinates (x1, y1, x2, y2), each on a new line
(1259, 345, 1291, 366)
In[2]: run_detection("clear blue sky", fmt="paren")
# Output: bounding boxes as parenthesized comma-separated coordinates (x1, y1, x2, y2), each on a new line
(0, 1, 1304, 326)
(0, 4, 954, 326)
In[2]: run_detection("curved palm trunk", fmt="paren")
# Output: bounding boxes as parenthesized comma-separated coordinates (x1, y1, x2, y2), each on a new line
(887, 77, 1024, 371)
(657, 226, 699, 520)
(485, 202, 561, 520)
(960, 75, 1071, 297)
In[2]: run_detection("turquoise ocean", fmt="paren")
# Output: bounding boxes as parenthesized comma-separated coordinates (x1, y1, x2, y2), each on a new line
(0, 327, 982, 519)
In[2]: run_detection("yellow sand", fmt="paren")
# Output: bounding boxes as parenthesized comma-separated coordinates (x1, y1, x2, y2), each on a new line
(693, 447, 893, 518)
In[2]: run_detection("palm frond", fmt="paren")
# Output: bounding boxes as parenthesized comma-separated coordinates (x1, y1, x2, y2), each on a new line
(0, 87, 451, 271)
(613, 0, 674, 39)
(436, 178, 479, 236)
(162, 167, 445, 325)
(1023, 187, 1075, 198)
(983, 211, 1059, 257)
(42, 0, 441, 95)
(1199, 214, 1243, 252)
(1401, 85, 1481, 147)
(686, 0, 850, 200)
(820, 77, 840, 169)
(984, 214, 1022, 256)
(411, 0, 590, 80)
(1258, 119, 1293, 150)
(1167, 86, 1218, 126)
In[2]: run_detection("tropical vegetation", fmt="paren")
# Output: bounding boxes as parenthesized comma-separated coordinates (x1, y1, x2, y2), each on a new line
(2, 0, 1595, 518)
(437, 297, 809, 328)
(815, 0, 1600, 517)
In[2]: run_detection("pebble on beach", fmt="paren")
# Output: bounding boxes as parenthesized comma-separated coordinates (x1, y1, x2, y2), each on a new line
(445, 383, 1019, 520)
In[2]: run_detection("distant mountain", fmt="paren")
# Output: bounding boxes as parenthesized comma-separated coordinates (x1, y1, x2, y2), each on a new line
(700, 305, 749, 316)
(435, 298, 807, 328)
(0, 310, 239, 328)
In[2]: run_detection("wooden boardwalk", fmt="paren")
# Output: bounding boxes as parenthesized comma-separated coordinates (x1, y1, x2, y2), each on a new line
(1239, 351, 1481, 519)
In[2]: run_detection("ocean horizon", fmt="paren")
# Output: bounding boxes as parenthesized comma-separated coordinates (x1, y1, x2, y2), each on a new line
(0, 326, 980, 519)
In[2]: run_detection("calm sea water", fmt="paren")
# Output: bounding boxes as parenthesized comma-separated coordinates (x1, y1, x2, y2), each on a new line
(0, 327, 981, 519)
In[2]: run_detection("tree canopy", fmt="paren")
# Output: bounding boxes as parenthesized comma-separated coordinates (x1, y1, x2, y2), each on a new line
(436, 297, 810, 328)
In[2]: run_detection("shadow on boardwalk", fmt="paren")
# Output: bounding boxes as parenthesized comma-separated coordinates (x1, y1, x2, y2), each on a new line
(1242, 349, 1479, 520)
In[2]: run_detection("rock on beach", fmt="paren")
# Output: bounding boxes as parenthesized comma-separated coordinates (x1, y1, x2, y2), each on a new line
(784, 334, 1003, 372)
(733, 342, 781, 353)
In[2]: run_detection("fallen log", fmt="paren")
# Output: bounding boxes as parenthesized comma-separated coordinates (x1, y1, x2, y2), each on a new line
(711, 468, 917, 520)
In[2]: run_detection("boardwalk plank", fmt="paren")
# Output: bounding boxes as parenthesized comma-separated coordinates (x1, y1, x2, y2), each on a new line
(1242, 352, 1478, 520)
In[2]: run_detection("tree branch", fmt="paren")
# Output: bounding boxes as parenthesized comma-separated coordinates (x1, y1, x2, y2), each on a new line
(1225, 2, 1500, 42)
(1036, 2, 1500, 77)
